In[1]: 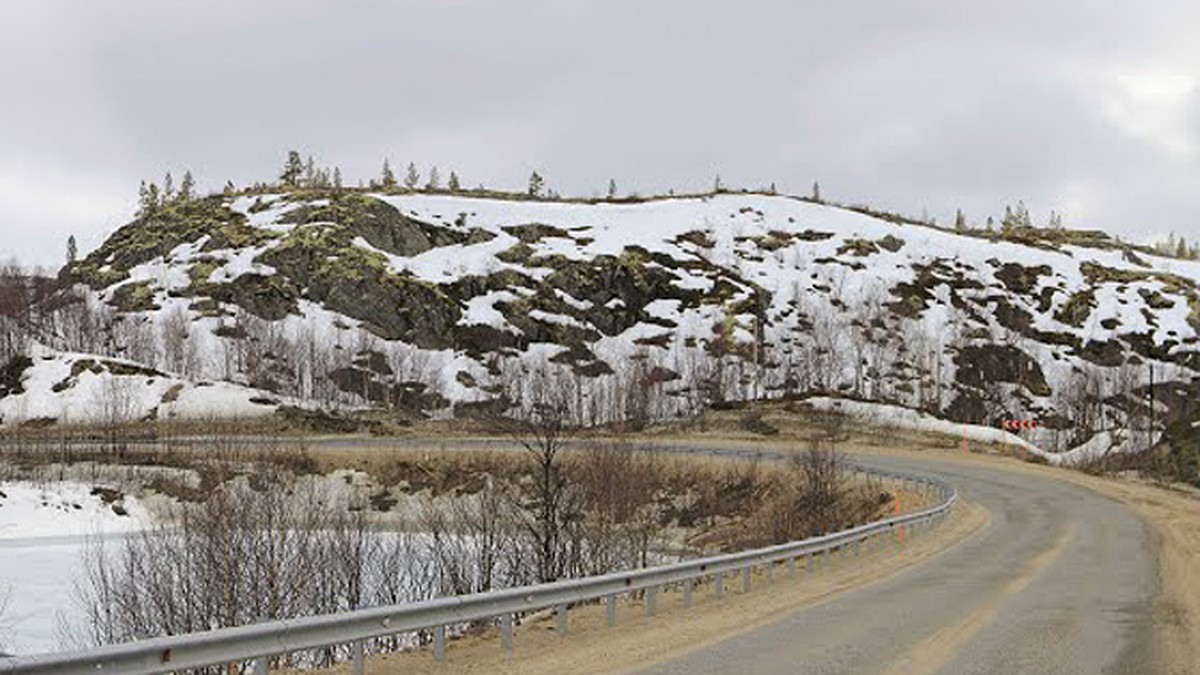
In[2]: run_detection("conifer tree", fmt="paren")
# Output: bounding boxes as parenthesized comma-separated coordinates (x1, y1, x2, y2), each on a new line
(280, 150, 303, 187)
(137, 180, 151, 216)
(303, 156, 316, 186)
(146, 182, 161, 214)
(137, 180, 163, 217)
(404, 162, 420, 189)
(955, 209, 967, 231)
(768, 181, 777, 195)
(179, 171, 195, 202)
(66, 235, 77, 266)
(447, 171, 461, 192)
(333, 167, 343, 189)
(713, 174, 723, 193)
(1015, 201, 1031, 229)
(162, 172, 175, 202)
(608, 178, 618, 199)
(1178, 236, 1190, 259)
(381, 160, 397, 189)
(1001, 205, 1016, 233)
(528, 170, 545, 197)
(811, 181, 821, 202)
(223, 180, 236, 195)
(427, 166, 441, 190)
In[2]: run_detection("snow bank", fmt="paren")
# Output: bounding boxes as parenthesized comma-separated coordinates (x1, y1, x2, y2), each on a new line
(0, 481, 149, 540)
(0, 349, 284, 427)
(802, 397, 1051, 459)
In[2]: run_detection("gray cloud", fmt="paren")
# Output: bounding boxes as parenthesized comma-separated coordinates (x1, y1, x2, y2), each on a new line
(2, 0, 1199, 267)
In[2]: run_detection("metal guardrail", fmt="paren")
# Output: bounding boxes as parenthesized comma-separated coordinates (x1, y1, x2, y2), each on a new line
(2, 459, 956, 675)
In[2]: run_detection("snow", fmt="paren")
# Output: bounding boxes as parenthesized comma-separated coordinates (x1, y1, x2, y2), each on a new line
(0, 481, 149, 541)
(0, 350, 283, 428)
(527, 309, 586, 328)
(802, 397, 1045, 455)
(460, 290, 521, 328)
(0, 481, 150, 654)
(36, 190, 1199, 437)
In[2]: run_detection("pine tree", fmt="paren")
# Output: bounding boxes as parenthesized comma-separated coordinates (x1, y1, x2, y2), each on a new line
(1001, 205, 1016, 233)
(528, 170, 545, 197)
(223, 180, 236, 195)
(66, 235, 77, 266)
(713, 174, 723, 193)
(954, 209, 967, 231)
(137, 180, 151, 216)
(768, 182, 777, 195)
(427, 166, 441, 190)
(137, 180, 163, 217)
(1015, 201, 1031, 229)
(333, 167, 343, 189)
(1178, 236, 1190, 259)
(280, 150, 303, 187)
(1048, 210, 1063, 230)
(303, 156, 316, 186)
(146, 182, 161, 214)
(607, 178, 617, 199)
(985, 216, 995, 232)
(811, 181, 821, 202)
(381, 160, 397, 189)
(162, 172, 175, 202)
(404, 162, 420, 189)
(447, 171, 461, 192)
(179, 170, 195, 202)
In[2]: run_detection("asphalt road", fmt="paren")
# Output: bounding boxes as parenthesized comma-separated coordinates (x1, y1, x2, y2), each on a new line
(637, 454, 1160, 675)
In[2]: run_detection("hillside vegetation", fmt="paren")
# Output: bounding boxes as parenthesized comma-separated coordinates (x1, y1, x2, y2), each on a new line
(1, 171, 1197, 482)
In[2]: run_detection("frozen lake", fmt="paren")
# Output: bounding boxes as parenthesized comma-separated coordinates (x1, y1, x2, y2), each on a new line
(0, 534, 114, 655)
(0, 481, 150, 656)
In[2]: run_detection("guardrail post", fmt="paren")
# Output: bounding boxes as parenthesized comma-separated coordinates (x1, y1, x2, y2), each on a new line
(788, 557, 797, 579)
(646, 586, 659, 616)
(683, 578, 694, 607)
(501, 614, 514, 654)
(767, 560, 775, 583)
(854, 539, 861, 557)
(742, 566, 752, 592)
(606, 593, 617, 626)
(253, 657, 268, 675)
(352, 639, 365, 673)
(715, 573, 725, 597)
(556, 603, 568, 636)
(806, 553, 814, 574)
(434, 626, 446, 662)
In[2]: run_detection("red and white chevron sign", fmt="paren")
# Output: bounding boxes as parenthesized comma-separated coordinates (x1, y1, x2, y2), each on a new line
(1003, 419, 1039, 431)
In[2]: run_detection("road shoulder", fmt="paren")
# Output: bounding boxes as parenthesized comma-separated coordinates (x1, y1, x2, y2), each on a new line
(334, 496, 989, 675)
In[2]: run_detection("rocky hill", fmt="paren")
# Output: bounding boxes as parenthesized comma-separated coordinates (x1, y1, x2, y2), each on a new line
(3, 186, 1199, 465)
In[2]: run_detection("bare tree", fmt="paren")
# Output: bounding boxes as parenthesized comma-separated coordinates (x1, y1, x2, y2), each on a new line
(499, 363, 578, 583)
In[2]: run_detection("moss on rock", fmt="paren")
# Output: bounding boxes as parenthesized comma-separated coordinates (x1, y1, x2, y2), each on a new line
(110, 280, 160, 312)
(1055, 289, 1096, 328)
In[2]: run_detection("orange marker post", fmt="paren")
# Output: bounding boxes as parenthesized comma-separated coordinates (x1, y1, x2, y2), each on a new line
(894, 495, 904, 543)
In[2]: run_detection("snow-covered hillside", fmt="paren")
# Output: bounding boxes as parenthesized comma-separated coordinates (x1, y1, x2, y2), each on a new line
(7, 189, 1197, 457)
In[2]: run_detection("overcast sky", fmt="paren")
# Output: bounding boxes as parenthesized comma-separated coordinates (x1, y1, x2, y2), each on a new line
(3, 0, 1199, 268)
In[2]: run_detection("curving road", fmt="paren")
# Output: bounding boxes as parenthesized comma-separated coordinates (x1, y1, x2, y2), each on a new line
(637, 454, 1160, 675)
